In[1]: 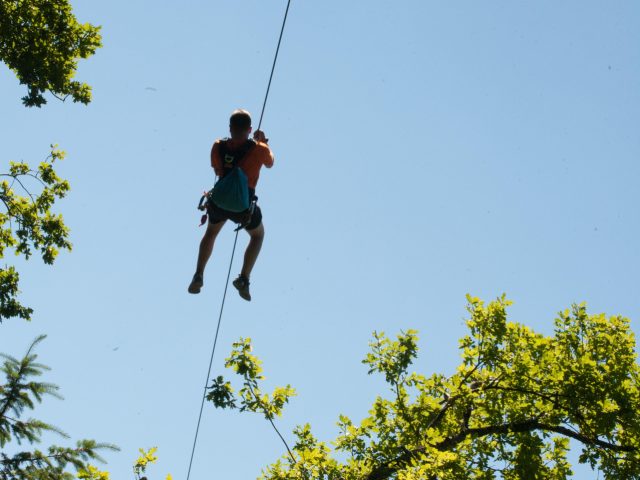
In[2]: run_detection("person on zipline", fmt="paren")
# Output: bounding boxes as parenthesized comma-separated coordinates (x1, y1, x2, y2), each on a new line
(188, 109, 274, 301)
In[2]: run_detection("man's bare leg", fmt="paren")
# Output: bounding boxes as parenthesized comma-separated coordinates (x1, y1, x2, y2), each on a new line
(196, 220, 226, 274)
(232, 222, 265, 301)
(241, 222, 264, 279)
(189, 220, 225, 294)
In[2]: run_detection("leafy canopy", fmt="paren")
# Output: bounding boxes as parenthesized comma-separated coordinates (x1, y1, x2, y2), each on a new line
(0, 0, 102, 107)
(207, 337, 298, 462)
(0, 145, 71, 322)
(1, 0, 98, 321)
(1, 2, 107, 479)
(210, 296, 640, 479)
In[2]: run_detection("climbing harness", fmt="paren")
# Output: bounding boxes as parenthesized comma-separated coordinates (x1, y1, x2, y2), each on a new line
(198, 194, 258, 232)
(211, 139, 257, 213)
(197, 139, 257, 221)
(218, 138, 257, 171)
(186, 1, 293, 479)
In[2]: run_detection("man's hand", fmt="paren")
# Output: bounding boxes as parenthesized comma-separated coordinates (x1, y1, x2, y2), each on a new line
(253, 130, 269, 143)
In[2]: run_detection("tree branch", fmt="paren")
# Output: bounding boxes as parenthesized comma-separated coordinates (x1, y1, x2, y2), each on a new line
(366, 419, 636, 480)
(436, 419, 634, 452)
(246, 382, 296, 464)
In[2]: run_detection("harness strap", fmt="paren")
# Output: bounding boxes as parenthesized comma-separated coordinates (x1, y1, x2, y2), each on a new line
(218, 138, 257, 176)
(233, 199, 258, 232)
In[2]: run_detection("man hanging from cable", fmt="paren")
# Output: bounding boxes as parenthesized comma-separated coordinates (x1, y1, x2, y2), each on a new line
(188, 109, 274, 301)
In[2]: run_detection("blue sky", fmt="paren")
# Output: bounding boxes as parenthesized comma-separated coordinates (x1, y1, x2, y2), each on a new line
(1, 0, 639, 478)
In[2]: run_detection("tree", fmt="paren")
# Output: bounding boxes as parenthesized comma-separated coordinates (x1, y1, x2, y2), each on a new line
(0, 0, 102, 107)
(0, 145, 71, 322)
(0, 336, 116, 479)
(1, 2, 108, 478)
(210, 296, 640, 479)
(0, 0, 101, 321)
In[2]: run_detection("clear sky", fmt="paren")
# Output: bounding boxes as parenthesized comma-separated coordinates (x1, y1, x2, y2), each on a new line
(1, 0, 639, 478)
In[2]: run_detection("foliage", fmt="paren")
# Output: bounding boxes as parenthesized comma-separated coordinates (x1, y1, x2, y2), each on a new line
(133, 447, 158, 479)
(0, 336, 117, 480)
(74, 447, 173, 480)
(132, 447, 172, 480)
(0, 144, 71, 322)
(207, 337, 297, 461)
(0, 4, 107, 480)
(212, 296, 640, 479)
(0, 0, 102, 107)
(76, 465, 110, 480)
(208, 337, 297, 419)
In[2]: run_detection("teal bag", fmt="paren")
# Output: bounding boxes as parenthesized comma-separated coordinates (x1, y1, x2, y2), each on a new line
(209, 166, 250, 212)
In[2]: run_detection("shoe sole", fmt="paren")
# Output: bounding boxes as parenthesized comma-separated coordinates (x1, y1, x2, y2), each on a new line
(233, 280, 251, 302)
(188, 280, 203, 294)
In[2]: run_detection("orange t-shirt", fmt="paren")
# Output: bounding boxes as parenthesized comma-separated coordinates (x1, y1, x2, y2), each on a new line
(210, 139, 274, 190)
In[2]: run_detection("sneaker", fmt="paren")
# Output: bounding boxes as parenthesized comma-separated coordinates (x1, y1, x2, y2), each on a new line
(232, 275, 251, 301)
(188, 273, 204, 294)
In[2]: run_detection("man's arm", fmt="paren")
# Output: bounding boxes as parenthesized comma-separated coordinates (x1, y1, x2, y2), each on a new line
(211, 141, 224, 176)
(253, 130, 274, 169)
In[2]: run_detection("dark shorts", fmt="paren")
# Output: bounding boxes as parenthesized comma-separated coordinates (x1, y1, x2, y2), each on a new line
(208, 203, 263, 231)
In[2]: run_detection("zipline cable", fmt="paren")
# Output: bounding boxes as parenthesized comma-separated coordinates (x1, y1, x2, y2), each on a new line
(185, 230, 239, 480)
(185, 1, 292, 479)
(257, 0, 292, 131)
